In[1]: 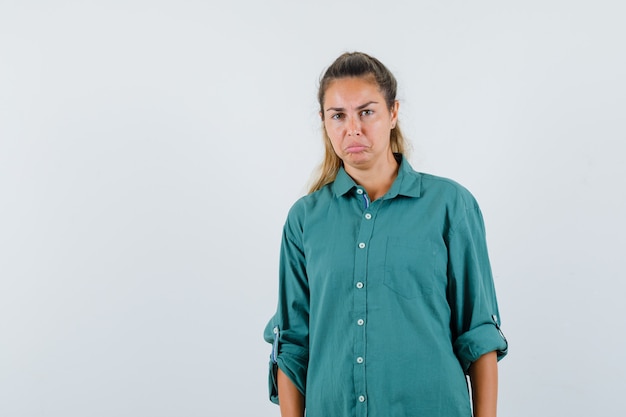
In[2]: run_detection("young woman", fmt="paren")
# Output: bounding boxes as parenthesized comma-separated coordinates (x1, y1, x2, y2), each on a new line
(264, 52, 508, 417)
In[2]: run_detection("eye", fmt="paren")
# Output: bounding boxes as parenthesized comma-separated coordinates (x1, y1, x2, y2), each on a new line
(331, 113, 344, 120)
(360, 109, 373, 117)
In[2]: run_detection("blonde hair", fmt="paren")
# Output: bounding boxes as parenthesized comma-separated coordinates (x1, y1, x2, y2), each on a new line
(309, 52, 409, 193)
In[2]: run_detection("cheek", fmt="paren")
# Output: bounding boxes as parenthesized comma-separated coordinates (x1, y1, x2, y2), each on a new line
(324, 123, 340, 141)
(328, 136, 342, 154)
(325, 126, 343, 154)
(372, 120, 392, 137)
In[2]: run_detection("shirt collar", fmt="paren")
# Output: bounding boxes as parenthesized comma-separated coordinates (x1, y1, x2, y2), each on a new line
(331, 154, 422, 199)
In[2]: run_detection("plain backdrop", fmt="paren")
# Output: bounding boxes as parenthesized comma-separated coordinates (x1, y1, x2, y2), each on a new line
(1, 1, 625, 416)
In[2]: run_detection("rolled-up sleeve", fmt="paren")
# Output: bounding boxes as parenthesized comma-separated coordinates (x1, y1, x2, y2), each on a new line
(263, 207, 310, 404)
(446, 195, 508, 372)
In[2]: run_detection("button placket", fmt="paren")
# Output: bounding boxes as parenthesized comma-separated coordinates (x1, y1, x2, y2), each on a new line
(352, 190, 378, 416)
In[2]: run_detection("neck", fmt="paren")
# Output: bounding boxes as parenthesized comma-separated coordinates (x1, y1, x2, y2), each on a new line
(345, 152, 399, 201)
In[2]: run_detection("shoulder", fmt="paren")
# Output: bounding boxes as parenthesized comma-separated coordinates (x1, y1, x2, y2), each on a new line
(283, 184, 335, 236)
(418, 172, 480, 211)
(415, 173, 489, 239)
(287, 185, 333, 218)
(397, 156, 479, 210)
(412, 171, 486, 238)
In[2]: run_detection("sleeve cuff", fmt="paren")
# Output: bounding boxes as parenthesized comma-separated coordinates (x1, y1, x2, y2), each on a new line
(266, 324, 308, 404)
(268, 355, 308, 404)
(453, 322, 508, 372)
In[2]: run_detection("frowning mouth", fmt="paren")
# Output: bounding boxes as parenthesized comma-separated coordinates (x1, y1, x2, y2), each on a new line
(345, 144, 368, 153)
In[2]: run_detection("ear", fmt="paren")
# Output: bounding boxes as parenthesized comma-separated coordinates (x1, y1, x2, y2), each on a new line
(390, 100, 399, 127)
(319, 111, 324, 121)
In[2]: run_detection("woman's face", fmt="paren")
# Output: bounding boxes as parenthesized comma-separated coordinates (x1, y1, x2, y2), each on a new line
(322, 76, 399, 172)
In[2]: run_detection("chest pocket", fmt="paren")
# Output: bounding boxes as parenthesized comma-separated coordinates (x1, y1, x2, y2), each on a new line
(383, 237, 435, 299)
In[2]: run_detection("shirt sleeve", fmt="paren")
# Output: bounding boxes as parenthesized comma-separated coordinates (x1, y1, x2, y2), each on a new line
(446, 194, 508, 373)
(263, 210, 310, 404)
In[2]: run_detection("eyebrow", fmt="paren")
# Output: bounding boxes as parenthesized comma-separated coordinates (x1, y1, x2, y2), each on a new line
(325, 101, 379, 112)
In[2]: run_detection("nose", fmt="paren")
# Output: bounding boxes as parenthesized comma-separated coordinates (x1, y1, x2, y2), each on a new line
(347, 116, 361, 136)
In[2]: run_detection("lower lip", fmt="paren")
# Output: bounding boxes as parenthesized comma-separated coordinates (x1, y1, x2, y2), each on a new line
(346, 146, 367, 153)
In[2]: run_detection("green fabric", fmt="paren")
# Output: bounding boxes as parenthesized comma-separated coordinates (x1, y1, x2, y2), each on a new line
(264, 155, 507, 417)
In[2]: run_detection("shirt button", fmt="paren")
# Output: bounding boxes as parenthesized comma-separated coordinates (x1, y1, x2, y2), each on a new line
(358, 242, 366, 249)
(356, 188, 364, 195)
(358, 395, 366, 403)
(356, 357, 364, 364)
(357, 319, 364, 326)
(364, 213, 372, 220)
(356, 282, 363, 289)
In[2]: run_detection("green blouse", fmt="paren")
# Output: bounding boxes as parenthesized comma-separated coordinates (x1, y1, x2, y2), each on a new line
(264, 155, 507, 417)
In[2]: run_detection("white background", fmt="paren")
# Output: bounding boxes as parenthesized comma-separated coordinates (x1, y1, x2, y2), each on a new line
(1, 1, 625, 416)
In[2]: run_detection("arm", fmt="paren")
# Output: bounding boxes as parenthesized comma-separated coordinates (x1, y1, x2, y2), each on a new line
(264, 205, 310, 408)
(277, 367, 305, 417)
(468, 350, 498, 417)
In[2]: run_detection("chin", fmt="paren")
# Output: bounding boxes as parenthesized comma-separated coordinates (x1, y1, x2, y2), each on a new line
(345, 155, 372, 167)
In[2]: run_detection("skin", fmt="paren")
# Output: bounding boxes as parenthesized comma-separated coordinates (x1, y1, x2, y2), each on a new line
(277, 75, 499, 416)
(468, 351, 499, 417)
(322, 76, 399, 201)
(277, 368, 304, 417)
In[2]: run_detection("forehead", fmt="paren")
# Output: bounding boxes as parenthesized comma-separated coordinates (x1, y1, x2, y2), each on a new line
(324, 76, 384, 107)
